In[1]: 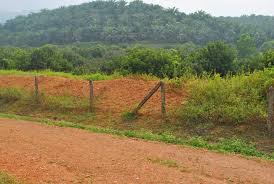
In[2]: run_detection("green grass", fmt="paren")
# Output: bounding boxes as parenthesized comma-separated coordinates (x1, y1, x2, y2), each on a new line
(0, 69, 164, 82)
(0, 171, 20, 184)
(0, 70, 121, 81)
(0, 87, 92, 116)
(0, 113, 273, 161)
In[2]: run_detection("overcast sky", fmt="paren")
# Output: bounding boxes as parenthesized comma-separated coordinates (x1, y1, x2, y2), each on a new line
(0, 0, 273, 16)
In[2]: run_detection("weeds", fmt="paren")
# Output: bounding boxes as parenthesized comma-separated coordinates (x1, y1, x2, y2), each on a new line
(181, 68, 274, 125)
(147, 157, 179, 168)
(0, 88, 23, 104)
(0, 171, 20, 184)
(121, 111, 137, 122)
(0, 70, 121, 81)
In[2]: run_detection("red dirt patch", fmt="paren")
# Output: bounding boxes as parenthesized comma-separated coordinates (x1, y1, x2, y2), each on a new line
(0, 75, 186, 117)
(0, 119, 273, 184)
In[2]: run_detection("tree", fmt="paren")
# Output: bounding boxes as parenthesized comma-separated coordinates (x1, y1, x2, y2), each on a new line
(262, 49, 274, 67)
(105, 47, 181, 78)
(30, 45, 72, 71)
(260, 40, 274, 52)
(187, 41, 237, 75)
(236, 34, 257, 58)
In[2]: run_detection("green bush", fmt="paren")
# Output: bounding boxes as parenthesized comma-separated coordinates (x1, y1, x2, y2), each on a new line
(181, 68, 274, 124)
(0, 88, 23, 104)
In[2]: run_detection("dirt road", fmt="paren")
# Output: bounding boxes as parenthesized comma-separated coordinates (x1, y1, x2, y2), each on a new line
(0, 119, 273, 184)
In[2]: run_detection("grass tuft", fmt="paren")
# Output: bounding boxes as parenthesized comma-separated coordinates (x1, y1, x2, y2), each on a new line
(147, 157, 179, 168)
(0, 171, 20, 184)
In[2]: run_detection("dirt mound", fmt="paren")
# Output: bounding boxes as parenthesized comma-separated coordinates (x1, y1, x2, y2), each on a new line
(0, 119, 273, 184)
(0, 75, 186, 116)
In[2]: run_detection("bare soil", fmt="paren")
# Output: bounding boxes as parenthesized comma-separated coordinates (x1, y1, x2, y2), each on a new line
(0, 75, 186, 117)
(0, 119, 273, 184)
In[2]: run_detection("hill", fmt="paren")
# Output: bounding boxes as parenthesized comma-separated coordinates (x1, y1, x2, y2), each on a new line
(0, 10, 30, 23)
(0, 0, 274, 46)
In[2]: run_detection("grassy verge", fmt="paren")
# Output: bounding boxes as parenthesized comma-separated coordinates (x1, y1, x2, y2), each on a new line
(0, 171, 20, 184)
(0, 69, 122, 81)
(0, 113, 273, 161)
(0, 69, 162, 82)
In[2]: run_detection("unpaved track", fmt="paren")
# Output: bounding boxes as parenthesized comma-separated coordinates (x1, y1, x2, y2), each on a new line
(0, 119, 273, 184)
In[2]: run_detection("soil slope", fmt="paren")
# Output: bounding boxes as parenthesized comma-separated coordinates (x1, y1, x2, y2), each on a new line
(0, 75, 186, 116)
(0, 119, 273, 184)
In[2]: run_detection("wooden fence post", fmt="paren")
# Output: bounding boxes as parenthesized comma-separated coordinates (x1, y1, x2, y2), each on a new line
(160, 81, 166, 118)
(89, 80, 94, 112)
(267, 86, 274, 137)
(34, 76, 39, 102)
(132, 81, 161, 115)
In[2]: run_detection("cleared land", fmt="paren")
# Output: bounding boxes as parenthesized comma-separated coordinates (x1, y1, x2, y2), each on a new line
(0, 119, 273, 184)
(0, 75, 185, 117)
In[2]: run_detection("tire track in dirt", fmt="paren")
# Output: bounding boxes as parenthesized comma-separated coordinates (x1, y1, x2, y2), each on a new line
(0, 119, 273, 184)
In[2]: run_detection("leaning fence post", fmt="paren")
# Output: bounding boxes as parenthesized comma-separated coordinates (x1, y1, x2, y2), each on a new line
(89, 80, 94, 112)
(267, 86, 274, 137)
(132, 81, 161, 115)
(160, 81, 166, 118)
(34, 76, 39, 102)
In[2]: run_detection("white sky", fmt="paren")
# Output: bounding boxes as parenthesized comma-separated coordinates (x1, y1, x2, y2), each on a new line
(0, 0, 273, 16)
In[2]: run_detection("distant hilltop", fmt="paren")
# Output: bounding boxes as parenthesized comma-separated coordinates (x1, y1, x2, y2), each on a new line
(0, 0, 273, 46)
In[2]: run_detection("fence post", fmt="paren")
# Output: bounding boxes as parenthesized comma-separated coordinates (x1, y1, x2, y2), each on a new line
(34, 76, 39, 102)
(160, 81, 166, 118)
(89, 80, 94, 112)
(267, 86, 274, 137)
(132, 81, 161, 115)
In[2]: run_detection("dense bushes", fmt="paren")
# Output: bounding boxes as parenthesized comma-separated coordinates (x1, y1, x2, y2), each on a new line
(105, 47, 181, 78)
(184, 41, 237, 76)
(0, 42, 273, 78)
(181, 68, 274, 125)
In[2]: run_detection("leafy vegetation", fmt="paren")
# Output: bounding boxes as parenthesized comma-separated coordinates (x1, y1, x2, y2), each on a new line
(181, 68, 274, 125)
(0, 43, 273, 78)
(0, 1, 274, 47)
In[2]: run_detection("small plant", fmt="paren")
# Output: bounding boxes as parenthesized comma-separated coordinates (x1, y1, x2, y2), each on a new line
(147, 157, 179, 168)
(121, 111, 137, 122)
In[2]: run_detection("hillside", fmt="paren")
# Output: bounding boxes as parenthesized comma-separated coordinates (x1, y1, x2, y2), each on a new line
(0, 0, 274, 46)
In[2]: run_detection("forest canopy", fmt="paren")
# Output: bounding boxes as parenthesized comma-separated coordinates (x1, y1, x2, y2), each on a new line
(0, 0, 274, 47)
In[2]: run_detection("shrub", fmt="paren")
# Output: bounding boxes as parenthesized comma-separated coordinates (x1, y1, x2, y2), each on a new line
(181, 68, 274, 125)
(0, 88, 23, 104)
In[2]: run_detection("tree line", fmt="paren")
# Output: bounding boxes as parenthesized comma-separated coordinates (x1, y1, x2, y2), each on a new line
(0, 38, 273, 78)
(0, 0, 274, 47)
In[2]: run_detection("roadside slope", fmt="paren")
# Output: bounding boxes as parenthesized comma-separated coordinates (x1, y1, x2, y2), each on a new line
(0, 75, 186, 116)
(0, 119, 273, 184)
